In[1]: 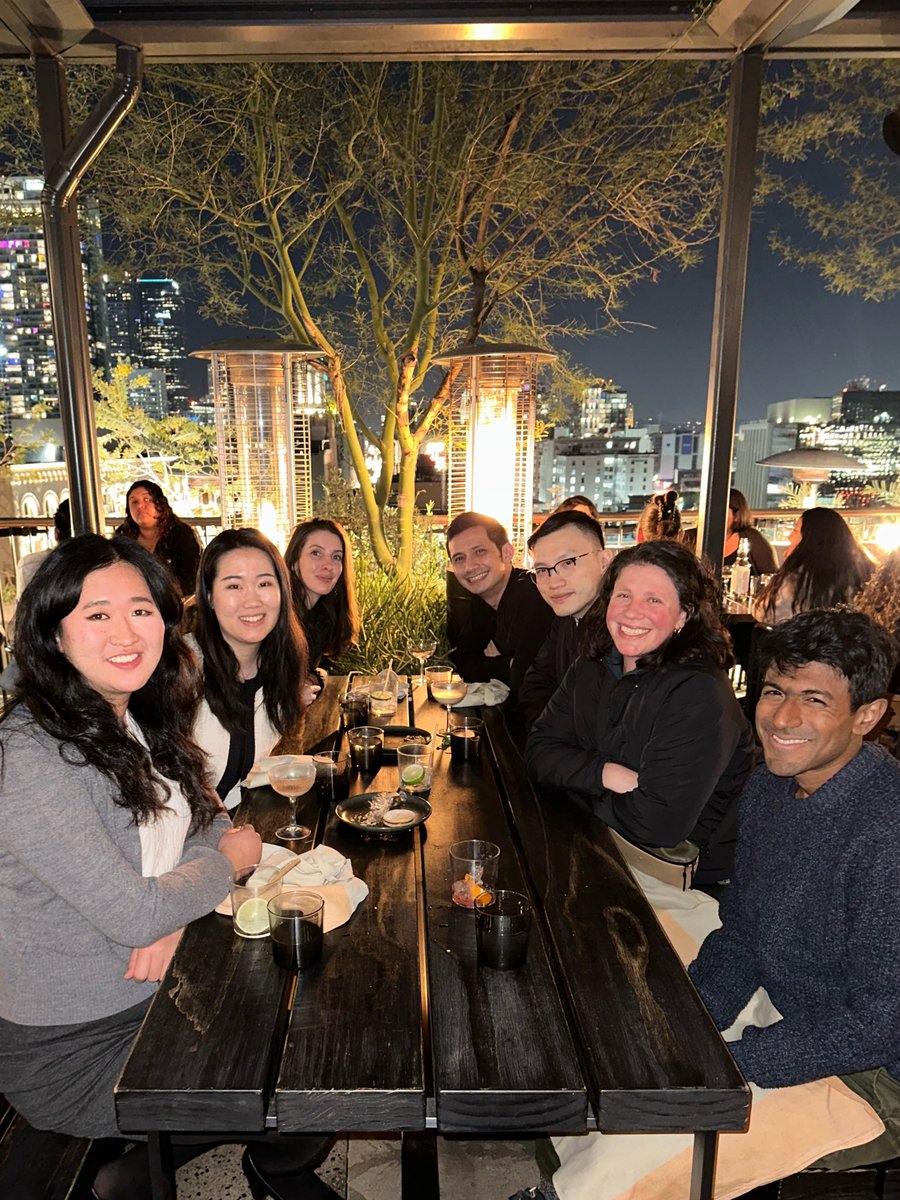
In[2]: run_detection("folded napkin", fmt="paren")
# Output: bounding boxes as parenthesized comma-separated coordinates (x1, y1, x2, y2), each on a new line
(242, 753, 311, 790)
(215, 843, 368, 933)
(454, 679, 510, 707)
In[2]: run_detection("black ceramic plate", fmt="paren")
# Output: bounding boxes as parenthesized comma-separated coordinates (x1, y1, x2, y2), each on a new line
(336, 791, 431, 836)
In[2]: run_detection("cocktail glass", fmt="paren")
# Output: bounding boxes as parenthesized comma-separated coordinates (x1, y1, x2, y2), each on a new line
(407, 637, 438, 687)
(269, 756, 317, 842)
(426, 665, 468, 733)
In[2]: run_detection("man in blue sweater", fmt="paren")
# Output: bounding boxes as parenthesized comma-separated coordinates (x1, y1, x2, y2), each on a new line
(690, 609, 900, 1118)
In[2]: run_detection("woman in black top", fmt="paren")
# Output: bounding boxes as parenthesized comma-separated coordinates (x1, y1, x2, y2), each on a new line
(526, 540, 754, 886)
(115, 479, 201, 596)
(723, 488, 778, 576)
(284, 518, 360, 673)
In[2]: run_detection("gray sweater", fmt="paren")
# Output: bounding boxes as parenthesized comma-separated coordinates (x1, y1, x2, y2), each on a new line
(0, 708, 233, 1026)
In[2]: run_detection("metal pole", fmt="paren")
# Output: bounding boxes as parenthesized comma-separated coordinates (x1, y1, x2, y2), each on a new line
(36, 45, 143, 536)
(697, 50, 763, 571)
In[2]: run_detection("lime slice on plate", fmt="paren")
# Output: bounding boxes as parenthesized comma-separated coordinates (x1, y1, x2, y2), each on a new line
(234, 896, 270, 936)
(400, 764, 426, 786)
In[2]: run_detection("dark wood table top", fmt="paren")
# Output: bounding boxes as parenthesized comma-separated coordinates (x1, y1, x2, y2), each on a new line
(116, 678, 749, 1147)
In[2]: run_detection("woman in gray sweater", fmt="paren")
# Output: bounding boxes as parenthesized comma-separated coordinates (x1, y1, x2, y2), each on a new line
(0, 535, 262, 1196)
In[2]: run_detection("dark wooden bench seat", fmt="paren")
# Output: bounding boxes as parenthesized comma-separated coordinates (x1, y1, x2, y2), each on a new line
(0, 1097, 105, 1200)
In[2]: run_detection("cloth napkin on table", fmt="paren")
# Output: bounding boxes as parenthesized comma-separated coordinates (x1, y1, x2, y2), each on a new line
(215, 843, 368, 933)
(453, 679, 510, 707)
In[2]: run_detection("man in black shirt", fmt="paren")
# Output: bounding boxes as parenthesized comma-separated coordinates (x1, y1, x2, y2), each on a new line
(446, 512, 552, 695)
(519, 509, 611, 724)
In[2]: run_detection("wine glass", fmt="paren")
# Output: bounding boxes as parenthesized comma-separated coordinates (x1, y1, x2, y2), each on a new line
(407, 636, 438, 687)
(425, 664, 469, 733)
(269, 756, 317, 843)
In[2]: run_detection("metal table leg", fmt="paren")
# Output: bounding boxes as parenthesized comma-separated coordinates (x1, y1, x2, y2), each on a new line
(690, 1130, 718, 1200)
(147, 1131, 176, 1200)
(401, 1131, 440, 1200)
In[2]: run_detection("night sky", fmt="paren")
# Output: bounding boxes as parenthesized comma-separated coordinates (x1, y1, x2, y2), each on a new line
(561, 234, 900, 428)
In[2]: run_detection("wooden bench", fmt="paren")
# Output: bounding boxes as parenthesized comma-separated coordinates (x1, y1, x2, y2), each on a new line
(0, 1097, 105, 1200)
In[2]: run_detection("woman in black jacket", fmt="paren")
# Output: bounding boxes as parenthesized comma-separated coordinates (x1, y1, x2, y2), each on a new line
(525, 540, 754, 886)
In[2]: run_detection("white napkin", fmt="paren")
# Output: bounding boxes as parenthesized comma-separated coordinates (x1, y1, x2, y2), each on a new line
(454, 679, 510, 707)
(215, 843, 368, 932)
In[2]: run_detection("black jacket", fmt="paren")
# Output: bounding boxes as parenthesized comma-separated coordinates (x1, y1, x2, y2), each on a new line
(525, 653, 755, 883)
(449, 567, 553, 695)
(518, 614, 580, 726)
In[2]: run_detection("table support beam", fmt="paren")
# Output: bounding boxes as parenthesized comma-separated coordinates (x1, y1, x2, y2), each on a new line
(690, 1130, 719, 1200)
(401, 1131, 440, 1200)
(147, 1132, 176, 1200)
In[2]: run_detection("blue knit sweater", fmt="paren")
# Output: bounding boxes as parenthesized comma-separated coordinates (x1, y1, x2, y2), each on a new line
(689, 743, 900, 1089)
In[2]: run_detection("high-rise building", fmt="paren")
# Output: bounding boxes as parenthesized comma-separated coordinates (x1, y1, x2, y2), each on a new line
(105, 278, 140, 365)
(733, 418, 799, 508)
(0, 176, 107, 431)
(136, 277, 190, 413)
(580, 384, 633, 436)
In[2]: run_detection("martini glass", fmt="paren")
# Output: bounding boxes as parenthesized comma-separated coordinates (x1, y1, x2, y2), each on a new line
(407, 636, 438, 687)
(269, 756, 317, 842)
(426, 665, 469, 733)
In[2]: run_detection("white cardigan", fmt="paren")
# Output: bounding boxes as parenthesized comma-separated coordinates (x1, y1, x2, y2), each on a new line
(188, 636, 280, 811)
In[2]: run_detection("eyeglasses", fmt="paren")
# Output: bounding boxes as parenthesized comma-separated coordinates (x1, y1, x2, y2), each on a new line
(530, 551, 597, 582)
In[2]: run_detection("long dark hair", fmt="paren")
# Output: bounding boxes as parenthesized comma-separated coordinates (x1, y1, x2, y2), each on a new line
(2, 535, 219, 828)
(728, 488, 755, 535)
(115, 479, 179, 542)
(194, 528, 308, 738)
(639, 489, 682, 542)
(585, 540, 732, 670)
(757, 508, 873, 621)
(284, 518, 359, 664)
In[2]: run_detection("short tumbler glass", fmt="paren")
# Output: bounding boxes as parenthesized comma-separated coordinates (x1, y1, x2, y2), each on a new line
(448, 839, 500, 909)
(267, 889, 325, 971)
(475, 889, 532, 971)
(231, 865, 283, 939)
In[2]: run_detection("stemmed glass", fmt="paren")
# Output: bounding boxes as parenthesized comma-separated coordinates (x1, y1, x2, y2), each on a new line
(407, 636, 438, 687)
(269, 756, 317, 843)
(425, 664, 469, 733)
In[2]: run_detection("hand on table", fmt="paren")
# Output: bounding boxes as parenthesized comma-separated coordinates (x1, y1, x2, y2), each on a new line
(602, 762, 640, 793)
(124, 928, 183, 982)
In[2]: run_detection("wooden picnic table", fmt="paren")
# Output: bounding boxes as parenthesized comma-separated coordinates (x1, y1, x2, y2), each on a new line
(115, 679, 749, 1199)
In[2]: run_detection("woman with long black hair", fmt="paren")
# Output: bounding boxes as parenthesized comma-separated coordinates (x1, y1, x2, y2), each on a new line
(752, 507, 873, 625)
(0, 535, 262, 1195)
(115, 479, 202, 596)
(192, 528, 310, 810)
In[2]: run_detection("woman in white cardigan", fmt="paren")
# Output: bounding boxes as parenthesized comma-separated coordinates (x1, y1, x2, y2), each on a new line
(192, 528, 309, 810)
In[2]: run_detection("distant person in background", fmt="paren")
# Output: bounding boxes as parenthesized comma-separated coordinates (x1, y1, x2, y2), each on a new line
(14, 499, 72, 597)
(752, 508, 873, 626)
(192, 528, 309, 811)
(638, 489, 682, 543)
(553, 494, 602, 522)
(519, 510, 610, 725)
(446, 511, 553, 695)
(724, 488, 778, 576)
(115, 480, 201, 597)
(284, 518, 360, 677)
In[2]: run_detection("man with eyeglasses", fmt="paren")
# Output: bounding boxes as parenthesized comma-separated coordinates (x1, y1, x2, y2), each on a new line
(446, 512, 554, 694)
(519, 510, 611, 724)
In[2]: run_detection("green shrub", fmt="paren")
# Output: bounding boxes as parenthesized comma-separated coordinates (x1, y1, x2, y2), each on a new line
(319, 477, 450, 676)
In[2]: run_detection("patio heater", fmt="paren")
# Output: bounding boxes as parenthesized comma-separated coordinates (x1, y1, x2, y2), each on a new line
(192, 337, 328, 549)
(433, 339, 556, 551)
(756, 447, 864, 507)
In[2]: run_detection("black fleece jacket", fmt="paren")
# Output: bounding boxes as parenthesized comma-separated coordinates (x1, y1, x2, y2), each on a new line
(525, 652, 755, 883)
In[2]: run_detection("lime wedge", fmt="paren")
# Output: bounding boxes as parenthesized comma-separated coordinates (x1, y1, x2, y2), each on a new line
(400, 764, 426, 786)
(234, 896, 270, 936)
